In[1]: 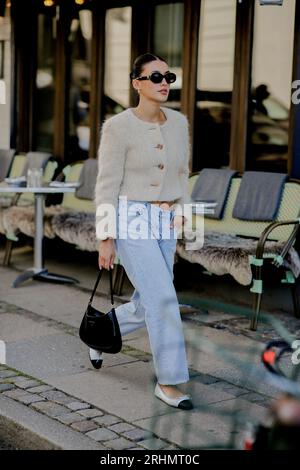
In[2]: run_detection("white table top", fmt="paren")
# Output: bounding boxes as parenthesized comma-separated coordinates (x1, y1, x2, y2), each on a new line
(0, 185, 76, 194)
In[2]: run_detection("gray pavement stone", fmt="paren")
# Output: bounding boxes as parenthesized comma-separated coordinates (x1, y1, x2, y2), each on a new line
(92, 414, 122, 427)
(209, 381, 249, 397)
(103, 437, 137, 450)
(0, 383, 15, 392)
(27, 385, 54, 394)
(16, 393, 46, 405)
(6, 334, 91, 379)
(124, 350, 151, 362)
(77, 408, 104, 418)
(40, 390, 75, 405)
(108, 422, 136, 434)
(86, 428, 119, 442)
(192, 372, 220, 385)
(0, 375, 20, 384)
(31, 401, 71, 417)
(0, 370, 18, 379)
(16, 380, 42, 389)
(0, 311, 63, 342)
(71, 420, 99, 433)
(241, 392, 271, 407)
(55, 413, 87, 425)
(1, 376, 29, 384)
(138, 438, 169, 450)
(163, 445, 181, 450)
(122, 428, 154, 443)
(185, 310, 238, 325)
(2, 388, 30, 399)
(67, 401, 91, 411)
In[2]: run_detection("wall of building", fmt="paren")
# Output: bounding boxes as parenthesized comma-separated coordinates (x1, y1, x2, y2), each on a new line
(0, 9, 11, 149)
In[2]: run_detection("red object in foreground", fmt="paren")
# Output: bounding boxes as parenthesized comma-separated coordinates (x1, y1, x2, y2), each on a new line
(244, 438, 254, 450)
(262, 350, 276, 365)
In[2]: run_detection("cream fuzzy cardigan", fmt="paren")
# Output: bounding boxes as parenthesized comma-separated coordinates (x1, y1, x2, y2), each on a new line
(95, 107, 191, 239)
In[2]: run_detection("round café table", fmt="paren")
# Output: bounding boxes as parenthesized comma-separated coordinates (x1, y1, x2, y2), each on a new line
(0, 184, 78, 287)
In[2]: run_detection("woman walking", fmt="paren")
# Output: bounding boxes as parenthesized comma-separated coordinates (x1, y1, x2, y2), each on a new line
(92, 53, 193, 410)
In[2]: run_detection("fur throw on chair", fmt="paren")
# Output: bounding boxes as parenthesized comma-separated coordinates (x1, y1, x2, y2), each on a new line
(176, 230, 300, 286)
(52, 212, 97, 252)
(2, 205, 64, 238)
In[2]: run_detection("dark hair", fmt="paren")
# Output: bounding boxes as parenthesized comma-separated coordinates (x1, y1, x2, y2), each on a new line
(130, 53, 167, 80)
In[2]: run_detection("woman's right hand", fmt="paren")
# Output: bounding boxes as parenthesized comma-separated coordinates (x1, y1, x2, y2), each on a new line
(98, 239, 116, 270)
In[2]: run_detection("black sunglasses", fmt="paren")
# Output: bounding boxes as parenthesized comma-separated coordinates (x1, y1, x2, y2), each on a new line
(136, 71, 176, 84)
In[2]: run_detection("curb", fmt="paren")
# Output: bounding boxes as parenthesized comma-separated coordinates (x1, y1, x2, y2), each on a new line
(0, 395, 106, 450)
(0, 366, 173, 451)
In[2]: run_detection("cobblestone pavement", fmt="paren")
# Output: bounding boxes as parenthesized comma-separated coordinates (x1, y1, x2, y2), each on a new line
(0, 365, 175, 450)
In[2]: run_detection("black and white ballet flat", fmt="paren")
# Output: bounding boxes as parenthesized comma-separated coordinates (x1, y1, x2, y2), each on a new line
(88, 349, 103, 369)
(154, 383, 193, 410)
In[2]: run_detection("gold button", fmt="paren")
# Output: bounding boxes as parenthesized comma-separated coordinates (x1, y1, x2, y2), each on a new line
(158, 164, 164, 170)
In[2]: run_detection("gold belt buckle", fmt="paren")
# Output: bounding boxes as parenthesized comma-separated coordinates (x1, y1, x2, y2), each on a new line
(159, 202, 171, 211)
(152, 200, 175, 210)
(150, 200, 175, 208)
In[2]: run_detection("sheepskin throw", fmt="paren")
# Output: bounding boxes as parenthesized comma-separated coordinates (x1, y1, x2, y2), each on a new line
(52, 212, 97, 252)
(2, 204, 64, 238)
(176, 230, 300, 286)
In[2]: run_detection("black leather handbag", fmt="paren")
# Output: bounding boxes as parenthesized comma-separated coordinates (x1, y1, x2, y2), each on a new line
(79, 268, 122, 353)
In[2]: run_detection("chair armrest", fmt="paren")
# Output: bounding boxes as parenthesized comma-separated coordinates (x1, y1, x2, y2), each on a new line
(255, 219, 300, 260)
(249, 220, 300, 302)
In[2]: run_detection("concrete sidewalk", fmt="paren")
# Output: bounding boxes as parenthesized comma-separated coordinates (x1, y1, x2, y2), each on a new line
(0, 262, 297, 450)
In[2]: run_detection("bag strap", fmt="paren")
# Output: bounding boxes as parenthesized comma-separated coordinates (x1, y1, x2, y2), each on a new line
(88, 268, 114, 306)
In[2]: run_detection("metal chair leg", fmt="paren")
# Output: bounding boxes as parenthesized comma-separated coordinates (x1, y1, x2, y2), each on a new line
(2, 239, 13, 266)
(250, 293, 262, 331)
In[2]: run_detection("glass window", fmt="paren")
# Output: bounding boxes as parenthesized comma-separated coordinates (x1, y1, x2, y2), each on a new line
(153, 3, 184, 109)
(67, 7, 92, 160)
(104, 7, 132, 119)
(0, 2, 11, 148)
(249, 0, 295, 173)
(195, 0, 236, 170)
(35, 12, 56, 151)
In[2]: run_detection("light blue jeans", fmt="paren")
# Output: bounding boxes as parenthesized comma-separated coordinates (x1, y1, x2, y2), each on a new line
(114, 199, 190, 385)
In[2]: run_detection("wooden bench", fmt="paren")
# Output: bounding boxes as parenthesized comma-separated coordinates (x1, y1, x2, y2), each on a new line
(175, 172, 300, 330)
